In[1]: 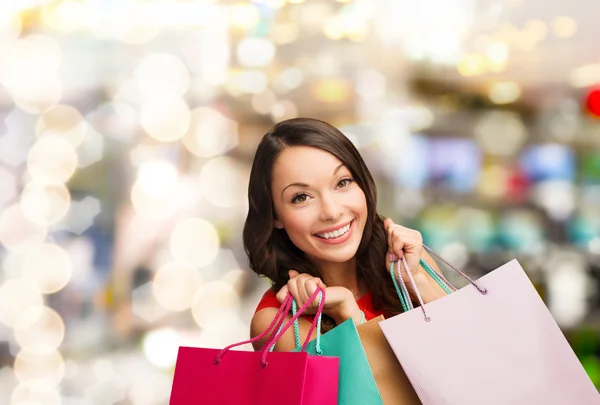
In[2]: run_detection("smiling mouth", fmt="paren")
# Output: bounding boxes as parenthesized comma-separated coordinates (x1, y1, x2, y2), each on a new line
(314, 220, 353, 240)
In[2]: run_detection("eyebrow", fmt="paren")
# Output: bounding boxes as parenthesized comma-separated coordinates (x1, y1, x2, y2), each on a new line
(280, 163, 346, 196)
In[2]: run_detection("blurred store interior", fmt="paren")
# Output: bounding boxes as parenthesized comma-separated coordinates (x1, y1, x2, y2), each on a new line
(1, 0, 600, 403)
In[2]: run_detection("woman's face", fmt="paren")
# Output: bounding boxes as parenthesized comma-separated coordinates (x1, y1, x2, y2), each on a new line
(271, 146, 368, 266)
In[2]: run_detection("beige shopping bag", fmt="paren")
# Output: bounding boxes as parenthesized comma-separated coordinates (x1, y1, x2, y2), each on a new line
(357, 315, 422, 405)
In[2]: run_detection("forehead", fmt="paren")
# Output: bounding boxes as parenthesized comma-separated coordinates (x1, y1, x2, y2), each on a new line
(272, 146, 345, 184)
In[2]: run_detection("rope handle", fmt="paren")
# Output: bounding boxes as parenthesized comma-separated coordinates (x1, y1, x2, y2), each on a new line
(392, 244, 488, 322)
(422, 245, 487, 295)
(213, 292, 293, 365)
(267, 290, 325, 354)
(260, 287, 326, 366)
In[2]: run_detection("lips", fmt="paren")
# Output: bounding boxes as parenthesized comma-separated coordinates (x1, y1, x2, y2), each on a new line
(314, 220, 354, 240)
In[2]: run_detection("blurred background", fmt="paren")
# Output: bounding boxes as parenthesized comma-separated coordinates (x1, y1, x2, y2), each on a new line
(1, 0, 600, 403)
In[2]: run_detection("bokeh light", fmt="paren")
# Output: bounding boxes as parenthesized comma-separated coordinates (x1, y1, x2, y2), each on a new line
(1, 35, 64, 113)
(477, 165, 508, 199)
(457, 54, 487, 76)
(14, 350, 65, 388)
(198, 157, 245, 208)
(134, 53, 190, 97)
(169, 218, 220, 268)
(251, 90, 277, 115)
(226, 70, 268, 94)
(312, 79, 351, 103)
(474, 111, 527, 156)
(152, 262, 202, 311)
(22, 243, 72, 294)
(41, 0, 85, 33)
(0, 204, 47, 253)
(11, 382, 62, 405)
(140, 96, 191, 142)
(0, 166, 17, 207)
(488, 81, 521, 104)
(181, 107, 239, 157)
(0, 279, 44, 329)
(142, 328, 181, 369)
(131, 160, 181, 220)
(585, 87, 600, 118)
(137, 160, 179, 200)
(14, 306, 65, 355)
(546, 252, 588, 328)
(27, 136, 78, 185)
(36, 104, 86, 148)
(0, 10, 22, 40)
(274, 68, 304, 92)
(20, 182, 71, 226)
(552, 16, 577, 38)
(229, 3, 260, 30)
(191, 281, 240, 329)
(270, 100, 298, 121)
(236, 37, 276, 68)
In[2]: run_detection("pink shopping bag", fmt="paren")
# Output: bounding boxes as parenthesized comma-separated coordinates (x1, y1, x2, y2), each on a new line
(379, 249, 600, 405)
(169, 288, 339, 405)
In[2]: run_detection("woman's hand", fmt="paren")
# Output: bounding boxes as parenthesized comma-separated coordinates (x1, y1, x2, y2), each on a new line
(384, 218, 448, 303)
(276, 270, 361, 325)
(384, 218, 425, 283)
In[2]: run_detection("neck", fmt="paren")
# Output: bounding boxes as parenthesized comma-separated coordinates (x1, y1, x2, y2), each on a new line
(314, 257, 364, 300)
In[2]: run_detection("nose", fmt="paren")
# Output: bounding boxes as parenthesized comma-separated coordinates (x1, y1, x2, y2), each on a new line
(320, 193, 343, 222)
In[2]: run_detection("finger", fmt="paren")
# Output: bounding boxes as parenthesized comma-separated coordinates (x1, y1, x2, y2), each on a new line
(404, 232, 423, 273)
(295, 275, 312, 303)
(387, 252, 399, 263)
(287, 277, 301, 303)
(387, 225, 404, 257)
(383, 217, 394, 231)
(288, 269, 299, 279)
(313, 278, 327, 289)
(390, 236, 406, 260)
(392, 234, 422, 275)
(276, 285, 289, 303)
(305, 279, 319, 297)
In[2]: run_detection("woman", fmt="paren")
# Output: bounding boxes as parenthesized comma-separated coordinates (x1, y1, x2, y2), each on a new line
(244, 118, 448, 351)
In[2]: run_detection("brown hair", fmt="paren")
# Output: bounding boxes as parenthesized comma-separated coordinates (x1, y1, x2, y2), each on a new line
(243, 118, 403, 330)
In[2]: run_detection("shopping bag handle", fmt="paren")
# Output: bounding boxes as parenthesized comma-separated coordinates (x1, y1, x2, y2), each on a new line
(291, 298, 322, 351)
(392, 244, 487, 322)
(213, 287, 325, 368)
(423, 245, 486, 294)
(261, 287, 326, 365)
(213, 292, 294, 365)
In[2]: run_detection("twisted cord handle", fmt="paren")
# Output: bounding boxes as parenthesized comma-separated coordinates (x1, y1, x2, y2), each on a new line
(213, 293, 293, 365)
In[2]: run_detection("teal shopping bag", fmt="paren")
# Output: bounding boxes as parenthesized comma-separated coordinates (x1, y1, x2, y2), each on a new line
(287, 301, 382, 405)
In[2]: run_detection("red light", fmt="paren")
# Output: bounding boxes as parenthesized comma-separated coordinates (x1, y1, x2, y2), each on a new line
(586, 87, 600, 118)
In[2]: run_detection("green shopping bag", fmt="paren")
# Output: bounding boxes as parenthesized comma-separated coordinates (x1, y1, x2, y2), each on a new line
(287, 300, 383, 405)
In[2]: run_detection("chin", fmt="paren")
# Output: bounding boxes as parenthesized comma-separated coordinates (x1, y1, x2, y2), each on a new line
(310, 245, 360, 264)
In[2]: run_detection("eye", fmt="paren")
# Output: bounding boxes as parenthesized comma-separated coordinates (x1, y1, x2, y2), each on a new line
(337, 178, 354, 188)
(291, 193, 310, 204)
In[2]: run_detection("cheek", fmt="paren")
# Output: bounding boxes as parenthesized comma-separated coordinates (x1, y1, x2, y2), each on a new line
(281, 210, 315, 236)
(349, 188, 368, 214)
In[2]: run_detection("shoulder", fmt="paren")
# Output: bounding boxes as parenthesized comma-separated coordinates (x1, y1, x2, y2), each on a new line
(254, 287, 280, 314)
(250, 307, 315, 352)
(251, 288, 280, 351)
(250, 307, 280, 351)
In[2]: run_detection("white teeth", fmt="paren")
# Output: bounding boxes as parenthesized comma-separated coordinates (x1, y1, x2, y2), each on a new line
(317, 223, 351, 239)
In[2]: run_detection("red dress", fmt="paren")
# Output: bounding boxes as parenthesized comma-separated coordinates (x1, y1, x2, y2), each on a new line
(254, 288, 387, 323)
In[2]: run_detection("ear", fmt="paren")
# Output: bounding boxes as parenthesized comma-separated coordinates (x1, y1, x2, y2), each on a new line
(274, 218, 284, 229)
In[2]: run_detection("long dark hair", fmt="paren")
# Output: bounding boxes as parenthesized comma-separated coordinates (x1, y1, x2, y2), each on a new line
(243, 118, 403, 330)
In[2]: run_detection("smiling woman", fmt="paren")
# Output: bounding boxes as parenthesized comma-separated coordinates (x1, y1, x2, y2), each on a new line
(244, 118, 447, 352)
